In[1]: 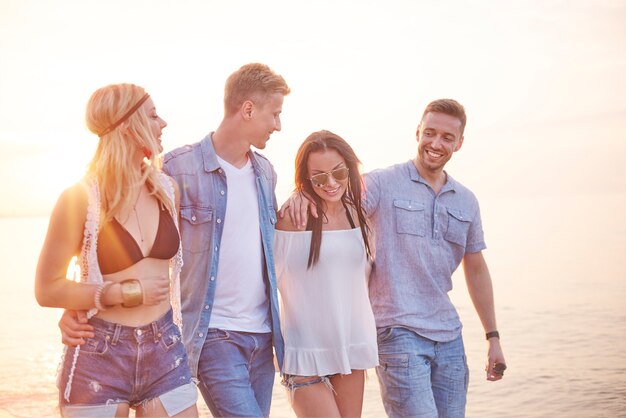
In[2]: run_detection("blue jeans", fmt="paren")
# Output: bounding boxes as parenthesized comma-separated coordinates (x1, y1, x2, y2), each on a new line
(57, 309, 197, 417)
(197, 329, 275, 417)
(376, 327, 469, 418)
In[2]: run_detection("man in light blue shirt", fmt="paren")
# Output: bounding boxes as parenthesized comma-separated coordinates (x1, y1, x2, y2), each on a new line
(284, 99, 506, 418)
(364, 99, 506, 418)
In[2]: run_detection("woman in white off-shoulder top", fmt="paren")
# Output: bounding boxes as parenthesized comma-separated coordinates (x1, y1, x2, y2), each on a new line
(274, 130, 378, 417)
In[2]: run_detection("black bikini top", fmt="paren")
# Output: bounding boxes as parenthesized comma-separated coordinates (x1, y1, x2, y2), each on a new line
(97, 206, 180, 275)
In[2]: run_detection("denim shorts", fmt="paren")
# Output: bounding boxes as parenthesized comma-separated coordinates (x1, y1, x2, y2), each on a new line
(281, 374, 334, 390)
(57, 309, 197, 417)
(281, 373, 335, 403)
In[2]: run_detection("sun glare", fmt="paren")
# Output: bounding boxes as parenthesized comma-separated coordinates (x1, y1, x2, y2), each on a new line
(65, 256, 80, 281)
(11, 135, 96, 216)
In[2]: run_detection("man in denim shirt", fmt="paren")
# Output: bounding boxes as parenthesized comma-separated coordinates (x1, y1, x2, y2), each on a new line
(58, 63, 289, 416)
(160, 63, 289, 418)
(284, 99, 506, 418)
(364, 99, 506, 418)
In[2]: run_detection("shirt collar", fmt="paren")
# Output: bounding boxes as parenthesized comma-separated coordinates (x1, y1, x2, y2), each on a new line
(201, 132, 220, 172)
(406, 160, 457, 194)
(201, 132, 263, 176)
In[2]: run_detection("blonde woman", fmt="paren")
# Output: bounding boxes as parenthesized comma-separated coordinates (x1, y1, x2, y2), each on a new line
(35, 84, 198, 417)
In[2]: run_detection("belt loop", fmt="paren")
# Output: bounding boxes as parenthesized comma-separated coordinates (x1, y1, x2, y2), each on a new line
(111, 324, 121, 346)
(151, 321, 159, 343)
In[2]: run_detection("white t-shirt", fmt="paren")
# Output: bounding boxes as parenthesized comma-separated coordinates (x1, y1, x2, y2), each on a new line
(209, 156, 270, 332)
(275, 227, 379, 376)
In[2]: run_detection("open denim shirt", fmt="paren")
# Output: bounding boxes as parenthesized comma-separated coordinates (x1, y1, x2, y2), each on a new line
(163, 133, 284, 377)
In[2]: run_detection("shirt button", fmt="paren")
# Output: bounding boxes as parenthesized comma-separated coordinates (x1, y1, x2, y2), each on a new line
(204, 305, 210, 309)
(210, 276, 215, 281)
(215, 246, 218, 251)
(218, 169, 223, 174)
(136, 329, 142, 336)
(198, 332, 203, 337)
(220, 190, 225, 195)
(217, 219, 222, 224)
(191, 215, 196, 221)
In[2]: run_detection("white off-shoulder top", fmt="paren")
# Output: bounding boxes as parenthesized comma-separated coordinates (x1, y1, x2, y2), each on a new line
(274, 227, 378, 376)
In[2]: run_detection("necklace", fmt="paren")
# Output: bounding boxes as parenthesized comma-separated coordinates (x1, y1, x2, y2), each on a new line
(133, 187, 144, 243)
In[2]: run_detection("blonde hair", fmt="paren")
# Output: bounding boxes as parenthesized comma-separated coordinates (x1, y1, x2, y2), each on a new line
(223, 63, 291, 116)
(85, 83, 173, 221)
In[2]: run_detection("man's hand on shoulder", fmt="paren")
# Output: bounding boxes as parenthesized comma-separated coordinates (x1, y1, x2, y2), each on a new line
(277, 191, 317, 229)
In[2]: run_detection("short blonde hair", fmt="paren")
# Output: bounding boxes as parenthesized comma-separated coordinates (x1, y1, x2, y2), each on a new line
(85, 83, 173, 221)
(223, 63, 290, 116)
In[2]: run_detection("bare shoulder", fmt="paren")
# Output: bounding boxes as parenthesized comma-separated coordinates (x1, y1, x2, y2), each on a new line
(47, 182, 89, 251)
(57, 182, 89, 211)
(275, 214, 301, 232)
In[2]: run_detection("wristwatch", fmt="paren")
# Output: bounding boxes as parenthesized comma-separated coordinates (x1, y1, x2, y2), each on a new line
(485, 331, 500, 340)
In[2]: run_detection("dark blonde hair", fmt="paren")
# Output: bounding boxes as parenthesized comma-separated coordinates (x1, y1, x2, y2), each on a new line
(294, 130, 371, 268)
(85, 83, 173, 221)
(223, 63, 290, 116)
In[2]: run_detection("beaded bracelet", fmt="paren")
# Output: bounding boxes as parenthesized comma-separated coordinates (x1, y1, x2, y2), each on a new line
(94, 281, 114, 311)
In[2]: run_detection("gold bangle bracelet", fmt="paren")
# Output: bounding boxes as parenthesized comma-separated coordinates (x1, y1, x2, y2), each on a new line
(120, 279, 143, 308)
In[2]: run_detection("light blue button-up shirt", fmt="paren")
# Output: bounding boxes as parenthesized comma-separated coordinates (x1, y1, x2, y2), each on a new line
(163, 133, 284, 376)
(364, 160, 486, 342)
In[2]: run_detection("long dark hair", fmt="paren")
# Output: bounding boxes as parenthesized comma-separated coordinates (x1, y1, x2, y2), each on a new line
(294, 130, 372, 268)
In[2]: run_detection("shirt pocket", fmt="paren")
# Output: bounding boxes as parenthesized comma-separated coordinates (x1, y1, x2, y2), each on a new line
(180, 206, 213, 253)
(393, 199, 425, 236)
(444, 207, 470, 247)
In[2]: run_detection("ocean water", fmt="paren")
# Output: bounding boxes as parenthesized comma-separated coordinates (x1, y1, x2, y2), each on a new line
(1, 193, 625, 417)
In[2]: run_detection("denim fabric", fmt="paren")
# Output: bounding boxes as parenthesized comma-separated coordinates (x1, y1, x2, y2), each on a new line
(364, 161, 486, 342)
(281, 374, 335, 404)
(196, 329, 275, 417)
(57, 310, 195, 411)
(281, 374, 332, 390)
(162, 133, 284, 378)
(376, 327, 469, 418)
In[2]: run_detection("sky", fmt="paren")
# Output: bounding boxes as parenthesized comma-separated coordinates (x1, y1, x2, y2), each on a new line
(1, 0, 625, 216)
